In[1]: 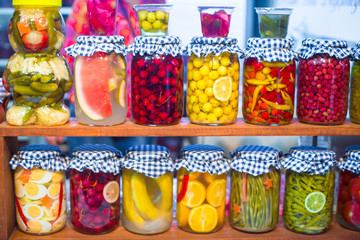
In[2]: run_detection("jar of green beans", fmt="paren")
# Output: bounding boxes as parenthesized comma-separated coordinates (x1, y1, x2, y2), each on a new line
(350, 42, 360, 124)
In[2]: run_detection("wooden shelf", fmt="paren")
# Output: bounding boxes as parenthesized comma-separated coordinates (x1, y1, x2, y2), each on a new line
(0, 118, 360, 137)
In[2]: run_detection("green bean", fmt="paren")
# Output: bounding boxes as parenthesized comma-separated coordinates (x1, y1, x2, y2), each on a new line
(11, 11, 25, 49)
(46, 11, 57, 52)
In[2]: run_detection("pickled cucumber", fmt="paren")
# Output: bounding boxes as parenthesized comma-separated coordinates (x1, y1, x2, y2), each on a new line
(14, 86, 46, 96)
(30, 82, 58, 93)
(9, 76, 31, 86)
(22, 107, 34, 123)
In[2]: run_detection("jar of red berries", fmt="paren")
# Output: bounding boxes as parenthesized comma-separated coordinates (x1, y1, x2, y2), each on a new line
(128, 36, 184, 126)
(67, 144, 122, 234)
(297, 39, 351, 125)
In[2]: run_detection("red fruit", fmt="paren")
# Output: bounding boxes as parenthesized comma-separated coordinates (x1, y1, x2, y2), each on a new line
(170, 78, 177, 86)
(173, 111, 180, 119)
(150, 76, 159, 85)
(157, 69, 167, 78)
(139, 70, 148, 78)
(146, 104, 154, 111)
(338, 184, 352, 203)
(349, 178, 360, 203)
(271, 68, 279, 78)
(139, 79, 147, 86)
(149, 94, 157, 102)
(341, 201, 360, 226)
(143, 98, 150, 106)
(137, 59, 145, 68)
(261, 111, 269, 120)
(162, 77, 171, 85)
(340, 170, 356, 185)
(159, 112, 168, 120)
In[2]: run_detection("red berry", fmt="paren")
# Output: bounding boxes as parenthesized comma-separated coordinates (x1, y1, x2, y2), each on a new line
(261, 111, 269, 120)
(150, 76, 159, 85)
(173, 111, 180, 119)
(137, 59, 145, 68)
(140, 70, 148, 78)
(146, 104, 154, 111)
(158, 69, 167, 78)
(159, 112, 168, 120)
(170, 78, 177, 86)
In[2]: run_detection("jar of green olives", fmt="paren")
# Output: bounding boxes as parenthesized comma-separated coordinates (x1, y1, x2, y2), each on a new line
(350, 41, 360, 124)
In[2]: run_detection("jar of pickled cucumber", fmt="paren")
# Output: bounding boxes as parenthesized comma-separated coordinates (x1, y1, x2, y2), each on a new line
(336, 145, 360, 231)
(243, 38, 297, 125)
(282, 146, 337, 235)
(350, 41, 360, 124)
(128, 36, 184, 126)
(229, 145, 282, 233)
(67, 144, 122, 234)
(9, 0, 65, 53)
(122, 145, 174, 235)
(9, 144, 67, 235)
(297, 39, 351, 125)
(175, 144, 230, 233)
(184, 37, 243, 125)
(65, 36, 127, 126)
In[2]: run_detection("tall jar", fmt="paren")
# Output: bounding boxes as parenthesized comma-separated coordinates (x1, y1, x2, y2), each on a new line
(297, 39, 351, 125)
(175, 144, 229, 233)
(336, 145, 360, 231)
(350, 41, 360, 124)
(128, 36, 184, 126)
(122, 145, 174, 235)
(229, 145, 282, 233)
(66, 36, 127, 126)
(184, 37, 243, 125)
(67, 144, 122, 234)
(243, 38, 297, 125)
(9, 145, 67, 235)
(282, 146, 336, 234)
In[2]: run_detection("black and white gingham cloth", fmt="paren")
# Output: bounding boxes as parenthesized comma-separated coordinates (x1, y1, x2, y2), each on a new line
(123, 145, 173, 178)
(175, 144, 230, 175)
(353, 41, 360, 60)
(65, 36, 127, 57)
(9, 145, 67, 171)
(0, 82, 10, 103)
(127, 36, 183, 57)
(183, 37, 244, 58)
(298, 38, 351, 60)
(245, 38, 297, 62)
(339, 145, 360, 174)
(230, 145, 282, 176)
(281, 146, 337, 175)
(67, 144, 122, 174)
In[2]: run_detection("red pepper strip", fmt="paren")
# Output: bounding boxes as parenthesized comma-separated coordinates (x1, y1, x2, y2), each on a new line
(15, 197, 29, 229)
(177, 175, 189, 203)
(52, 181, 63, 225)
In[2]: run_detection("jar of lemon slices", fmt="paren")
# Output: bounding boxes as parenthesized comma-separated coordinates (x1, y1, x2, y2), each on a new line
(184, 37, 243, 125)
(9, 145, 67, 235)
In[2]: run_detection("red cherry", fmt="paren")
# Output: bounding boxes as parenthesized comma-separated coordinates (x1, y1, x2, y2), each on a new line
(133, 106, 140, 114)
(150, 76, 159, 85)
(158, 69, 167, 78)
(146, 104, 154, 111)
(170, 78, 177, 86)
(154, 58, 161, 65)
(139, 79, 147, 86)
(140, 70, 148, 78)
(149, 94, 157, 102)
(143, 98, 150, 106)
(137, 59, 145, 68)
(159, 112, 168, 120)
(139, 110, 146, 116)
(173, 111, 180, 119)
(170, 96, 177, 104)
(165, 65, 173, 72)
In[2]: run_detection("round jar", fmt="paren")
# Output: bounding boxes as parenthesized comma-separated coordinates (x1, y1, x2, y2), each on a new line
(198, 6, 234, 38)
(350, 42, 360, 124)
(297, 39, 351, 125)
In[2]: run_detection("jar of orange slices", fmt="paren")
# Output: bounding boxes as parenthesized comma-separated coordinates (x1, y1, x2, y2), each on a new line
(175, 144, 229, 233)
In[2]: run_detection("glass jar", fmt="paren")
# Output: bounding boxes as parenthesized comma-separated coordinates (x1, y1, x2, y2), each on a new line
(297, 39, 351, 125)
(350, 41, 360, 123)
(9, 145, 67, 235)
(0, 84, 10, 123)
(86, 0, 117, 36)
(198, 6, 234, 38)
(255, 8, 293, 38)
(9, 0, 65, 53)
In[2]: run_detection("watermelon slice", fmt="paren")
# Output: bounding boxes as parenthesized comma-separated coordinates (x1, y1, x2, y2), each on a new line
(75, 53, 113, 120)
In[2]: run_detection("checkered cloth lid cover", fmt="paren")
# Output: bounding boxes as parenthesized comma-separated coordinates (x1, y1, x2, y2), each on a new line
(9, 144, 67, 171)
(298, 38, 351, 60)
(123, 145, 173, 178)
(65, 36, 127, 57)
(245, 38, 297, 62)
(175, 144, 230, 175)
(183, 37, 244, 58)
(339, 145, 360, 174)
(0, 82, 10, 102)
(230, 145, 282, 176)
(281, 146, 337, 175)
(127, 36, 183, 57)
(67, 144, 122, 174)
(353, 41, 360, 60)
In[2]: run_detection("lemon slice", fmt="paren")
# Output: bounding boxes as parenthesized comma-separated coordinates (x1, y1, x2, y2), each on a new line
(117, 79, 126, 108)
(305, 192, 326, 213)
(213, 77, 232, 102)
(103, 181, 120, 204)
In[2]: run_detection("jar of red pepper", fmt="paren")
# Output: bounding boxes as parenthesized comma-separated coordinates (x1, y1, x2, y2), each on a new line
(243, 38, 297, 125)
(297, 39, 351, 125)
(128, 36, 184, 126)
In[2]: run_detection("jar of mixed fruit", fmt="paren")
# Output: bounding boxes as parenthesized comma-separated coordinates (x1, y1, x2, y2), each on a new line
(10, 145, 67, 235)
(297, 39, 351, 125)
(198, 6, 234, 38)
(175, 144, 229, 233)
(86, 0, 117, 36)
(128, 36, 184, 126)
(282, 146, 337, 235)
(68, 144, 122, 234)
(184, 37, 243, 125)
(66, 36, 127, 126)
(350, 41, 360, 124)
(122, 145, 173, 235)
(243, 38, 297, 125)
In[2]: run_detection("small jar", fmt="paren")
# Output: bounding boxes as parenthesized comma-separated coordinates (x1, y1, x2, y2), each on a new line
(66, 36, 127, 126)
(67, 144, 122, 234)
(229, 145, 282, 233)
(297, 39, 351, 125)
(282, 146, 337, 235)
(9, 145, 67, 235)
(243, 38, 297, 125)
(128, 36, 184, 126)
(255, 8, 293, 38)
(350, 41, 360, 124)
(175, 144, 229, 233)
(9, 0, 65, 53)
(122, 145, 174, 235)
(336, 145, 360, 231)
(198, 7, 234, 38)
(86, 0, 117, 36)
(184, 37, 243, 125)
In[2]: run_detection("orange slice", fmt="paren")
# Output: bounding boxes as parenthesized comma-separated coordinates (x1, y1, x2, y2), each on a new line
(181, 180, 206, 208)
(206, 179, 226, 207)
(103, 181, 119, 204)
(177, 168, 201, 181)
(188, 204, 218, 233)
(176, 202, 190, 227)
(217, 203, 225, 227)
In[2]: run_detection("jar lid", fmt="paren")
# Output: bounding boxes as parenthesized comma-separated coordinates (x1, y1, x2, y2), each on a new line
(184, 37, 243, 58)
(65, 36, 127, 57)
(175, 144, 230, 175)
(123, 145, 173, 178)
(298, 38, 351, 59)
(13, 0, 62, 6)
(127, 36, 183, 57)
(281, 146, 337, 175)
(339, 145, 360, 174)
(9, 144, 67, 171)
(230, 145, 282, 176)
(353, 41, 360, 60)
(67, 144, 122, 174)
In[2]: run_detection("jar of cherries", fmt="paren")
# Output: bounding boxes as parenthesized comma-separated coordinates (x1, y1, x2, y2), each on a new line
(67, 144, 122, 234)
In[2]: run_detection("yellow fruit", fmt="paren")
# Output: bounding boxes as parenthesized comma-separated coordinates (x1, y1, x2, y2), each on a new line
(202, 102, 212, 113)
(141, 21, 152, 31)
(189, 113, 198, 122)
(138, 10, 148, 21)
(205, 87, 214, 97)
(231, 81, 238, 91)
(217, 203, 225, 227)
(209, 59, 219, 69)
(187, 71, 193, 80)
(117, 79, 126, 108)
(213, 107, 223, 118)
(197, 80, 206, 90)
(229, 92, 237, 101)
(223, 105, 232, 115)
(193, 58, 203, 68)
(181, 180, 206, 208)
(233, 71, 240, 81)
(195, 89, 203, 96)
(206, 179, 226, 207)
(210, 98, 220, 107)
(178, 168, 201, 181)
(147, 12, 156, 23)
(156, 10, 165, 20)
(189, 95, 198, 104)
(198, 94, 208, 104)
(213, 77, 232, 102)
(103, 181, 119, 204)
(205, 79, 214, 87)
(193, 71, 202, 81)
(227, 66, 235, 77)
(219, 115, 229, 123)
(198, 112, 207, 121)
(189, 81, 197, 91)
(209, 71, 219, 80)
(188, 62, 194, 71)
(263, 67, 271, 74)
(217, 66, 227, 75)
(207, 113, 217, 123)
(199, 65, 210, 76)
(228, 111, 238, 120)
(231, 100, 238, 109)
(176, 203, 190, 228)
(154, 173, 173, 212)
(193, 104, 200, 114)
(233, 62, 240, 70)
(188, 204, 218, 233)
(153, 20, 163, 29)
(220, 56, 230, 67)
